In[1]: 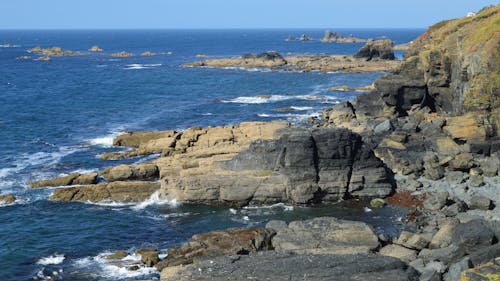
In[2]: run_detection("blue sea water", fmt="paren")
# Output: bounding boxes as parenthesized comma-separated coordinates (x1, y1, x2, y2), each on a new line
(0, 29, 423, 280)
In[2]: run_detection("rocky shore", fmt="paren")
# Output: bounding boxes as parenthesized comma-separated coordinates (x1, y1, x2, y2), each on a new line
(30, 4, 500, 280)
(183, 40, 400, 73)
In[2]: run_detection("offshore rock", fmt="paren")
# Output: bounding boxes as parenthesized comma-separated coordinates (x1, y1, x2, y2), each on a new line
(160, 252, 420, 281)
(30, 173, 97, 188)
(354, 39, 396, 61)
(0, 194, 16, 205)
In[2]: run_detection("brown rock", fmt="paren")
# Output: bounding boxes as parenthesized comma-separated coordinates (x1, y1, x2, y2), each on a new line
(0, 194, 16, 205)
(135, 248, 160, 267)
(111, 51, 134, 57)
(104, 250, 129, 260)
(444, 113, 487, 141)
(30, 173, 81, 188)
(100, 163, 158, 182)
(50, 181, 160, 202)
(379, 244, 418, 263)
(88, 45, 103, 52)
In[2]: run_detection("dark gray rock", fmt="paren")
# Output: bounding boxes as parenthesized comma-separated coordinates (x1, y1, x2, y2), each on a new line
(354, 39, 395, 61)
(265, 220, 288, 231)
(443, 257, 472, 281)
(374, 119, 395, 134)
(451, 219, 495, 254)
(468, 243, 500, 267)
(442, 201, 468, 217)
(418, 244, 466, 265)
(160, 252, 420, 281)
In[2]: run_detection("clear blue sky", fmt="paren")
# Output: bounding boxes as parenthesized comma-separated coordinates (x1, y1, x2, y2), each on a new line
(1, 0, 498, 29)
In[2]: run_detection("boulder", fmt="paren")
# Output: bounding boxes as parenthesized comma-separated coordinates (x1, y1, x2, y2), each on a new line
(88, 45, 103, 52)
(379, 244, 418, 263)
(271, 217, 379, 254)
(450, 153, 474, 172)
(460, 260, 500, 281)
(443, 113, 487, 141)
(160, 252, 420, 281)
(451, 220, 495, 254)
(395, 231, 430, 250)
(444, 257, 472, 281)
(113, 131, 176, 147)
(423, 192, 449, 211)
(418, 244, 466, 264)
(265, 220, 288, 231)
(135, 248, 160, 267)
(156, 228, 274, 270)
(354, 39, 395, 61)
(30, 173, 80, 188)
(0, 194, 16, 205)
(50, 181, 160, 202)
(469, 196, 493, 210)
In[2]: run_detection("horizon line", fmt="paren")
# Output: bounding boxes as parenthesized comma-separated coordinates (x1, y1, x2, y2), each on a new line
(0, 27, 428, 31)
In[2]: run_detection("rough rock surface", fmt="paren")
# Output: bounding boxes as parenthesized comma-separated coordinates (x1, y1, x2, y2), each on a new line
(321, 30, 370, 43)
(156, 228, 274, 270)
(160, 252, 420, 281)
(354, 39, 395, 61)
(30, 173, 97, 188)
(271, 217, 379, 254)
(184, 52, 401, 73)
(50, 181, 160, 202)
(160, 127, 393, 205)
(0, 194, 16, 205)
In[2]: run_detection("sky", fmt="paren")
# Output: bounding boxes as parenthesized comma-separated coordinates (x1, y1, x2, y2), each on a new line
(0, 0, 498, 29)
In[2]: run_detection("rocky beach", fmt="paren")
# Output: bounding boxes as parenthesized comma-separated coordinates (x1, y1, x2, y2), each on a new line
(0, 3, 499, 281)
(14, 4, 500, 281)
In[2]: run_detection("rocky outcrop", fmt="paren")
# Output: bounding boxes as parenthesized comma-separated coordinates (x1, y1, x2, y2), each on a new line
(298, 34, 313, 41)
(30, 172, 97, 188)
(321, 30, 371, 43)
(270, 217, 379, 254)
(160, 127, 393, 206)
(110, 51, 134, 57)
(156, 228, 274, 270)
(160, 252, 419, 281)
(184, 52, 401, 73)
(354, 39, 395, 61)
(50, 181, 160, 202)
(28, 46, 78, 56)
(100, 163, 159, 182)
(185, 51, 287, 69)
(0, 194, 16, 205)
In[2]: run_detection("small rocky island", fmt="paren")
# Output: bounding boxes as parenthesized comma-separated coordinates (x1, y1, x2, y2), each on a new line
(184, 39, 400, 73)
(321, 30, 371, 43)
(26, 5, 500, 281)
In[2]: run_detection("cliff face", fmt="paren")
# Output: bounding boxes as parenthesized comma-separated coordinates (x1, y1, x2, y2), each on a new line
(375, 5, 499, 117)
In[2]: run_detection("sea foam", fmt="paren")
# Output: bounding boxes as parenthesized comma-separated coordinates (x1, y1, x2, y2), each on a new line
(37, 254, 65, 265)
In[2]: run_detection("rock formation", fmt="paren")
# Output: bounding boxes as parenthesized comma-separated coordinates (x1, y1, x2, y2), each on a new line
(88, 45, 103, 52)
(0, 194, 16, 205)
(184, 50, 401, 73)
(321, 30, 370, 43)
(110, 51, 134, 57)
(354, 39, 396, 61)
(28, 46, 79, 56)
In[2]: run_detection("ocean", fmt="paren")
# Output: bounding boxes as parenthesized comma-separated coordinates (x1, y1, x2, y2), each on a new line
(0, 29, 423, 280)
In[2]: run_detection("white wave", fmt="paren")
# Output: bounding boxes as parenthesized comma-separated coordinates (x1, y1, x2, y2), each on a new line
(201, 113, 213, 116)
(0, 146, 81, 184)
(0, 44, 20, 48)
(258, 114, 271, 117)
(132, 153, 160, 165)
(87, 134, 116, 147)
(37, 254, 65, 265)
(70, 168, 98, 174)
(223, 94, 329, 105)
(74, 252, 157, 280)
(131, 191, 178, 210)
(243, 203, 295, 211)
(257, 112, 321, 123)
(160, 212, 192, 219)
(124, 63, 162, 70)
(364, 207, 373, 213)
(290, 106, 313, 111)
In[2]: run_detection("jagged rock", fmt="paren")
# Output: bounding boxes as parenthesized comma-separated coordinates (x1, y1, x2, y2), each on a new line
(72, 173, 98, 185)
(429, 219, 459, 249)
(445, 171, 468, 184)
(28, 46, 78, 56)
(354, 39, 395, 61)
(135, 248, 160, 267)
(104, 250, 129, 260)
(442, 201, 468, 217)
(160, 127, 393, 206)
(477, 157, 499, 176)
(0, 194, 16, 205)
(374, 119, 394, 134)
(156, 228, 274, 271)
(451, 219, 495, 254)
(460, 260, 500, 281)
(423, 192, 449, 211)
(443, 113, 488, 141)
(100, 163, 159, 182)
(423, 153, 445, 180)
(379, 244, 418, 263)
(50, 181, 160, 202)
(320, 30, 368, 43)
(418, 244, 465, 264)
(450, 153, 475, 172)
(271, 217, 379, 254)
(160, 252, 420, 281)
(395, 231, 430, 250)
(298, 34, 313, 41)
(444, 257, 472, 281)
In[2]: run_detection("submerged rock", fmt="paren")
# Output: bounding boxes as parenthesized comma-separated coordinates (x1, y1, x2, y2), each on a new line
(111, 51, 134, 57)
